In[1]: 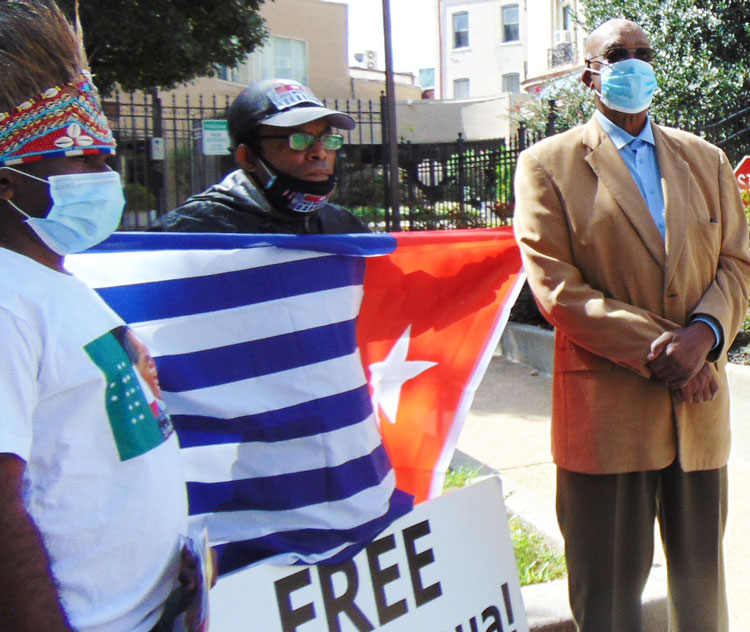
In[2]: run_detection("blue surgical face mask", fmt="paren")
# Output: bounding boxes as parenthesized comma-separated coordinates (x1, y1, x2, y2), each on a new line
(589, 58, 657, 114)
(4, 168, 125, 255)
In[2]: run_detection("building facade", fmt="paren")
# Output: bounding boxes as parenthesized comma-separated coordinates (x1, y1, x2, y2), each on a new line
(163, 0, 351, 105)
(438, 0, 527, 100)
(524, 0, 585, 90)
(430, 0, 586, 137)
(437, 0, 585, 98)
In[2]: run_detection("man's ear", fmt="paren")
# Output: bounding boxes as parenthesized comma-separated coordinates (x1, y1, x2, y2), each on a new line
(581, 67, 593, 89)
(235, 144, 257, 173)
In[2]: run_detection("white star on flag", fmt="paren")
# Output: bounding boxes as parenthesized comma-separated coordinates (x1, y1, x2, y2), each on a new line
(369, 325, 437, 424)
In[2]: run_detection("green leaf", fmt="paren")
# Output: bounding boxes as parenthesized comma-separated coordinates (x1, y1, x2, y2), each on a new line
(57, 0, 268, 94)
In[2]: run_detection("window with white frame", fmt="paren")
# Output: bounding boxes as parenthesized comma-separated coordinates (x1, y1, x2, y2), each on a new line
(263, 36, 308, 84)
(453, 11, 469, 48)
(217, 61, 250, 84)
(502, 4, 520, 42)
(419, 67, 436, 89)
(553, 0, 574, 46)
(502, 73, 520, 93)
(453, 78, 470, 99)
(220, 35, 308, 86)
(217, 66, 233, 82)
(562, 4, 573, 30)
(247, 35, 308, 85)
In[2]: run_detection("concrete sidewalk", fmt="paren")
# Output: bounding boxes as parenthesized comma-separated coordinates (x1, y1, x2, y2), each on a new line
(454, 325, 750, 631)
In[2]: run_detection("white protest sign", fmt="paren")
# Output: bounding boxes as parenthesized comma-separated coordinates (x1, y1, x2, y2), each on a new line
(202, 119, 231, 156)
(210, 476, 528, 632)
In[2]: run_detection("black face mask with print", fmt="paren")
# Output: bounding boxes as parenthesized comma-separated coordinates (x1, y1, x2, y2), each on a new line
(251, 157, 337, 214)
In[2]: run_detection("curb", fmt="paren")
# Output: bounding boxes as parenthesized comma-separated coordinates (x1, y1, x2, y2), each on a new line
(522, 568, 668, 632)
(498, 323, 554, 375)
(448, 450, 670, 632)
(450, 449, 563, 550)
(501, 321, 750, 386)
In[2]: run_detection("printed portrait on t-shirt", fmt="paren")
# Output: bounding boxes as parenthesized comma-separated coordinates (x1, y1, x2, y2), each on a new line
(85, 326, 174, 461)
(117, 326, 163, 399)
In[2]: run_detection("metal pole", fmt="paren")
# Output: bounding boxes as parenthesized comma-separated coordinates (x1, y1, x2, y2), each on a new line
(151, 87, 166, 215)
(379, 92, 391, 229)
(546, 99, 557, 137)
(382, 0, 402, 231)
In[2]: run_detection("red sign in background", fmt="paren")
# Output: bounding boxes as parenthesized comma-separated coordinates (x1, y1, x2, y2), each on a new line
(734, 156, 750, 209)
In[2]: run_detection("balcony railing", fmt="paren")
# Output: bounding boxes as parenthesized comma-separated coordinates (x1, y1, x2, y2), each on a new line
(547, 42, 577, 69)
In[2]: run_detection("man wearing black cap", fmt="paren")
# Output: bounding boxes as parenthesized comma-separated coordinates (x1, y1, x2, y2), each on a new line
(153, 79, 370, 234)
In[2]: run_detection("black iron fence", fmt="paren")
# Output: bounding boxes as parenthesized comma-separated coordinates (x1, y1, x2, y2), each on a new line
(336, 134, 529, 230)
(104, 91, 234, 229)
(703, 104, 750, 165)
(104, 91, 534, 231)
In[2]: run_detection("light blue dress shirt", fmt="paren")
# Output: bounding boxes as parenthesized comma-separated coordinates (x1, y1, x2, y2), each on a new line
(594, 111, 721, 351)
(595, 110, 666, 238)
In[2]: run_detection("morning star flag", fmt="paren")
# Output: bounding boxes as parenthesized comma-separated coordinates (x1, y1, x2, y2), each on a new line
(67, 228, 524, 575)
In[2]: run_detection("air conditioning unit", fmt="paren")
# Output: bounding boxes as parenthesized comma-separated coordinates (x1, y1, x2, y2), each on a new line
(554, 29, 573, 45)
(365, 49, 377, 69)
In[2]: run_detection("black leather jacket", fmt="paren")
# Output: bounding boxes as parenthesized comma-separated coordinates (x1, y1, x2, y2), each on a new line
(151, 170, 371, 235)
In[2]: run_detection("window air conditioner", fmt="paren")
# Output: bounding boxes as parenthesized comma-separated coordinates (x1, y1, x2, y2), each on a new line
(554, 30, 572, 45)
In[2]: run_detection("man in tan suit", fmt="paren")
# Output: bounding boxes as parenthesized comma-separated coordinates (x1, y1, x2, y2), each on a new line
(514, 18, 750, 632)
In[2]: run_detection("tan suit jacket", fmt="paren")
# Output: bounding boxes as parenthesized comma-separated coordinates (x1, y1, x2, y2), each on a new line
(513, 116, 750, 474)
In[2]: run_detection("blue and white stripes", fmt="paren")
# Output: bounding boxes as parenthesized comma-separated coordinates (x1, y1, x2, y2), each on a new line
(69, 233, 412, 574)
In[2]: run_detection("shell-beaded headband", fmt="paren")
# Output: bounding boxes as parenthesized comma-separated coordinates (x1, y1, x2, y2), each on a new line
(0, 72, 116, 167)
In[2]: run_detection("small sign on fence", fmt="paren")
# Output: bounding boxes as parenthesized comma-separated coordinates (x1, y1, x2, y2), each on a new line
(209, 476, 528, 632)
(202, 119, 231, 156)
(149, 137, 165, 161)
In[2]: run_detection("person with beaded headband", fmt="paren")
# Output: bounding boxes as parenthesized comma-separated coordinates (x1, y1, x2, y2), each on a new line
(0, 2, 194, 631)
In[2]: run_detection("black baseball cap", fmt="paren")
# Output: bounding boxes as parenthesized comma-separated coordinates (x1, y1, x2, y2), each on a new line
(228, 79, 355, 145)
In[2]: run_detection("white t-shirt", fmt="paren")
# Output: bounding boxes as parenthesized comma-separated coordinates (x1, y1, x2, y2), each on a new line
(0, 248, 188, 632)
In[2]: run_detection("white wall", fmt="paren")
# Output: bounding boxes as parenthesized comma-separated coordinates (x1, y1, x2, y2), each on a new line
(397, 93, 528, 142)
(524, 0, 586, 89)
(439, 0, 527, 99)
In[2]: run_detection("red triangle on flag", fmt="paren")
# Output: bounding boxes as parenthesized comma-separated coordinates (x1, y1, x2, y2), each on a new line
(357, 227, 524, 502)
